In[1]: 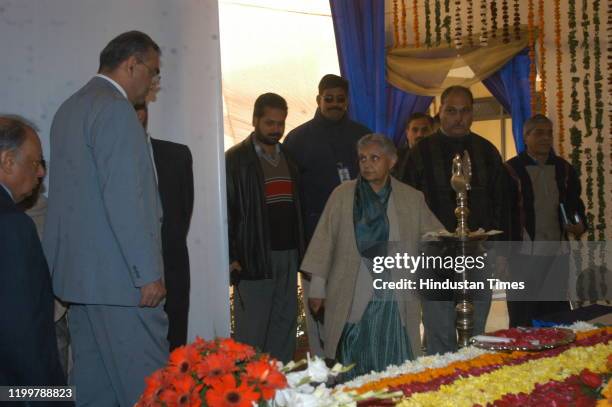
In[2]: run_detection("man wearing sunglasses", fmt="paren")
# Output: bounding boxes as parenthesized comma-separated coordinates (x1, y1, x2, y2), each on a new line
(284, 74, 371, 357)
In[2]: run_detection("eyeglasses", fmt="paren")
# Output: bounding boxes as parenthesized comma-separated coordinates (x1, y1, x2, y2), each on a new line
(138, 59, 160, 80)
(322, 95, 347, 103)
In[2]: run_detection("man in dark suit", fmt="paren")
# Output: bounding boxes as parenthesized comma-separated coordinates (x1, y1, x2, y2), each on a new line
(135, 103, 194, 350)
(0, 116, 65, 386)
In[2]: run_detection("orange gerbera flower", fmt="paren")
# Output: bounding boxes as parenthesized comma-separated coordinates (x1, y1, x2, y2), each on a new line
(205, 374, 260, 407)
(197, 353, 237, 385)
(217, 338, 256, 361)
(168, 345, 202, 375)
(139, 368, 168, 404)
(159, 374, 203, 407)
(245, 359, 287, 399)
(193, 336, 217, 353)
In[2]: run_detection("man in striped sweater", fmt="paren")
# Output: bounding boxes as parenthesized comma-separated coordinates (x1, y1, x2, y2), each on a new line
(225, 93, 304, 363)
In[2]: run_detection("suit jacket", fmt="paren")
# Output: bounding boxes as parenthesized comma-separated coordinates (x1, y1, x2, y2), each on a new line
(0, 186, 65, 385)
(150, 138, 193, 344)
(44, 77, 164, 306)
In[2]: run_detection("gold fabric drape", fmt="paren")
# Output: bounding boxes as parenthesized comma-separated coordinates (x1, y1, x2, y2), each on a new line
(387, 28, 529, 96)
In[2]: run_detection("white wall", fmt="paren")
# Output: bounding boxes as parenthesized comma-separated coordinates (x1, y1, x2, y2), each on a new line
(0, 0, 230, 340)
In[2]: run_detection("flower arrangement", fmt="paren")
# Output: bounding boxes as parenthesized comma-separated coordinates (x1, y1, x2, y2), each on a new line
(340, 324, 611, 407)
(135, 337, 287, 407)
(393, 0, 400, 48)
(434, 0, 442, 45)
(490, 0, 498, 39)
(527, 0, 536, 113)
(401, 0, 407, 47)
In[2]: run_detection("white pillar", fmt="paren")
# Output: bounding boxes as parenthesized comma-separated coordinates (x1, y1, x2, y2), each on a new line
(0, 0, 230, 340)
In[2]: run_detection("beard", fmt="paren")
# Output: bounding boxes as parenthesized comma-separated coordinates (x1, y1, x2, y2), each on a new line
(254, 129, 281, 145)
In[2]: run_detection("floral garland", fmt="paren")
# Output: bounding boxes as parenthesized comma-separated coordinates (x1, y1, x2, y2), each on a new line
(592, 0, 607, 296)
(401, 0, 407, 47)
(396, 342, 611, 406)
(480, 0, 488, 46)
(568, 0, 583, 179)
(485, 370, 610, 406)
(434, 0, 442, 46)
(348, 326, 610, 395)
(554, 0, 565, 156)
(424, 0, 432, 47)
(537, 0, 547, 114)
(413, 0, 421, 48)
(444, 0, 451, 46)
(513, 0, 521, 40)
(454, 0, 462, 48)
(582, 0, 595, 244)
(490, 0, 498, 39)
(466, 0, 474, 48)
(393, 0, 400, 48)
(501, 0, 510, 43)
(527, 0, 536, 113)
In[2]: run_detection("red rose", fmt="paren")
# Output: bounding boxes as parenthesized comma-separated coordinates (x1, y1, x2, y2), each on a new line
(579, 369, 602, 389)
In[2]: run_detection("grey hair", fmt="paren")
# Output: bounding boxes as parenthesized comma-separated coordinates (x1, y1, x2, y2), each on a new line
(0, 115, 38, 154)
(357, 133, 397, 159)
(523, 114, 553, 137)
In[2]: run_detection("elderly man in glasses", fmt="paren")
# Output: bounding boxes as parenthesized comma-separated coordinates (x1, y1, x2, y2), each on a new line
(284, 74, 371, 357)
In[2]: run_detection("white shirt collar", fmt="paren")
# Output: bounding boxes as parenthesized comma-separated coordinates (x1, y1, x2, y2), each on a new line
(0, 183, 14, 202)
(95, 74, 128, 99)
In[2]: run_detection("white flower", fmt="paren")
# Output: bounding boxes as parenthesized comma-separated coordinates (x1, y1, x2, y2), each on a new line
(305, 356, 330, 383)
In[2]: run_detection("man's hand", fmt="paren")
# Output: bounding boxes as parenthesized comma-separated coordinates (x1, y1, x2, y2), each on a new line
(139, 278, 166, 307)
(565, 220, 586, 238)
(309, 298, 325, 315)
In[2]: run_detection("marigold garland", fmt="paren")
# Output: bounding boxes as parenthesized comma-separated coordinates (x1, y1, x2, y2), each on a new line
(581, 0, 595, 245)
(444, 0, 452, 46)
(513, 0, 521, 40)
(568, 0, 583, 181)
(527, 0, 536, 113)
(424, 0, 432, 47)
(413, 0, 421, 48)
(466, 0, 474, 47)
(480, 0, 488, 46)
(434, 0, 442, 45)
(537, 0, 547, 114)
(396, 343, 611, 407)
(592, 0, 607, 287)
(554, 0, 565, 156)
(401, 0, 407, 47)
(393, 0, 400, 48)
(454, 0, 463, 48)
(501, 0, 510, 43)
(351, 328, 611, 395)
(490, 0, 498, 39)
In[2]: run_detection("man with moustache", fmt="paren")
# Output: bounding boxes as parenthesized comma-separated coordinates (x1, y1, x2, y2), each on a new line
(401, 86, 510, 355)
(44, 31, 167, 406)
(283, 74, 370, 356)
(225, 93, 304, 363)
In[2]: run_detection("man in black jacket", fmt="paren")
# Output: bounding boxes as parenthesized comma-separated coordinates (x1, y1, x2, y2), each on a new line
(226, 93, 304, 363)
(283, 74, 370, 356)
(135, 103, 194, 350)
(0, 116, 65, 386)
(401, 86, 511, 355)
(505, 114, 586, 326)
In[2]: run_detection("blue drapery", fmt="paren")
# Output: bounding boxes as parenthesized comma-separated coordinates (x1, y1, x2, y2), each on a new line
(329, 0, 432, 145)
(482, 48, 532, 153)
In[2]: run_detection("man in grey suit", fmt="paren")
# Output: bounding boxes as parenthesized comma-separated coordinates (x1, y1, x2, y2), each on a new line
(44, 31, 168, 406)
